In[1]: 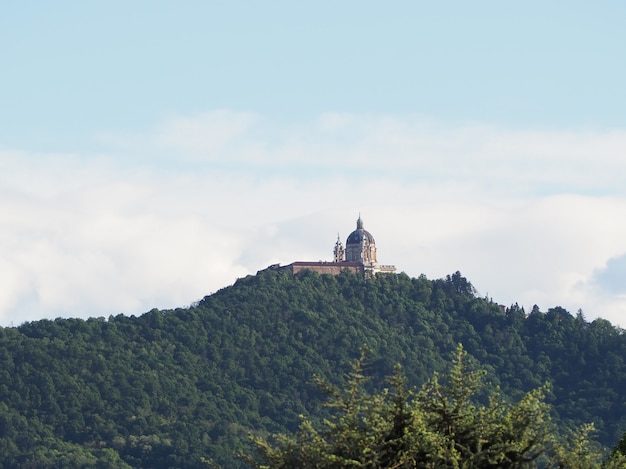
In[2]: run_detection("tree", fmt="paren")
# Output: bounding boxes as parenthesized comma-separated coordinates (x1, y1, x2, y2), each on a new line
(444, 271, 476, 297)
(243, 345, 625, 468)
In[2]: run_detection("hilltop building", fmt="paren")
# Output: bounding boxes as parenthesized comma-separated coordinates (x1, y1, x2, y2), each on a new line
(270, 215, 396, 276)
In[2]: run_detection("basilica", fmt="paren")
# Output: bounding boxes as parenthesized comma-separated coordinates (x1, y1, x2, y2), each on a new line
(277, 215, 396, 276)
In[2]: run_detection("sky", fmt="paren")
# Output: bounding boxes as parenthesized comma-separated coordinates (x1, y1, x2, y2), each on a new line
(1, 1, 626, 327)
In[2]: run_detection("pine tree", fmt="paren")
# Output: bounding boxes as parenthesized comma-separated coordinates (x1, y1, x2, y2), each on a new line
(243, 345, 626, 468)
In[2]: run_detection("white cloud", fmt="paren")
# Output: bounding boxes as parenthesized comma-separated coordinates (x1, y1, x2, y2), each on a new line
(98, 111, 626, 194)
(2, 112, 626, 327)
(0, 163, 249, 324)
(154, 110, 260, 156)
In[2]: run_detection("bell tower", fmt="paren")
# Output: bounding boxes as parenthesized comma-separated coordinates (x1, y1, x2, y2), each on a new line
(333, 234, 345, 262)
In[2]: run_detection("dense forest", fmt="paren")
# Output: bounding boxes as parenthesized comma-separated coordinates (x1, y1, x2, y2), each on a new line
(1, 268, 626, 467)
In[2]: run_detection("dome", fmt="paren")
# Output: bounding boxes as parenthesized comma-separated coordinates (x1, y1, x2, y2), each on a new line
(346, 216, 375, 245)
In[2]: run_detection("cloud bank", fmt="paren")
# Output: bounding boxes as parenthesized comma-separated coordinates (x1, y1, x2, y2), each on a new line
(1, 111, 626, 327)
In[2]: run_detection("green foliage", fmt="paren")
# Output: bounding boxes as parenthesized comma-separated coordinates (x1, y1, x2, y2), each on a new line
(0, 269, 625, 466)
(246, 346, 625, 469)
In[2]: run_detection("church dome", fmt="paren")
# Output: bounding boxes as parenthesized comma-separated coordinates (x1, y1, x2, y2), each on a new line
(344, 215, 377, 265)
(346, 216, 375, 245)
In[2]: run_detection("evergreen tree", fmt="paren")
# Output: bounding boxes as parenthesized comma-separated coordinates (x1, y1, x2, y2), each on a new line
(244, 345, 626, 468)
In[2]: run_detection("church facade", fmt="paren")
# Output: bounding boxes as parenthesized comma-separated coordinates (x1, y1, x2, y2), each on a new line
(274, 215, 396, 276)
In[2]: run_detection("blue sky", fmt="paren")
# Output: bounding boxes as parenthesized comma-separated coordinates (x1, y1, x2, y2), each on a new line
(1, 2, 626, 326)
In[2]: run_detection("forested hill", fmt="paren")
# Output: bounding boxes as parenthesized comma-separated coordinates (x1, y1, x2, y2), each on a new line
(1, 269, 626, 468)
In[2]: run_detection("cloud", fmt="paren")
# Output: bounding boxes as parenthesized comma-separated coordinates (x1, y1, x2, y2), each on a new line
(154, 110, 260, 156)
(2, 111, 626, 328)
(0, 173, 249, 325)
(99, 111, 626, 195)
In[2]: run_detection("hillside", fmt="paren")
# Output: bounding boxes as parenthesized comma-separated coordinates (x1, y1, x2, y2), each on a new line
(1, 269, 625, 467)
